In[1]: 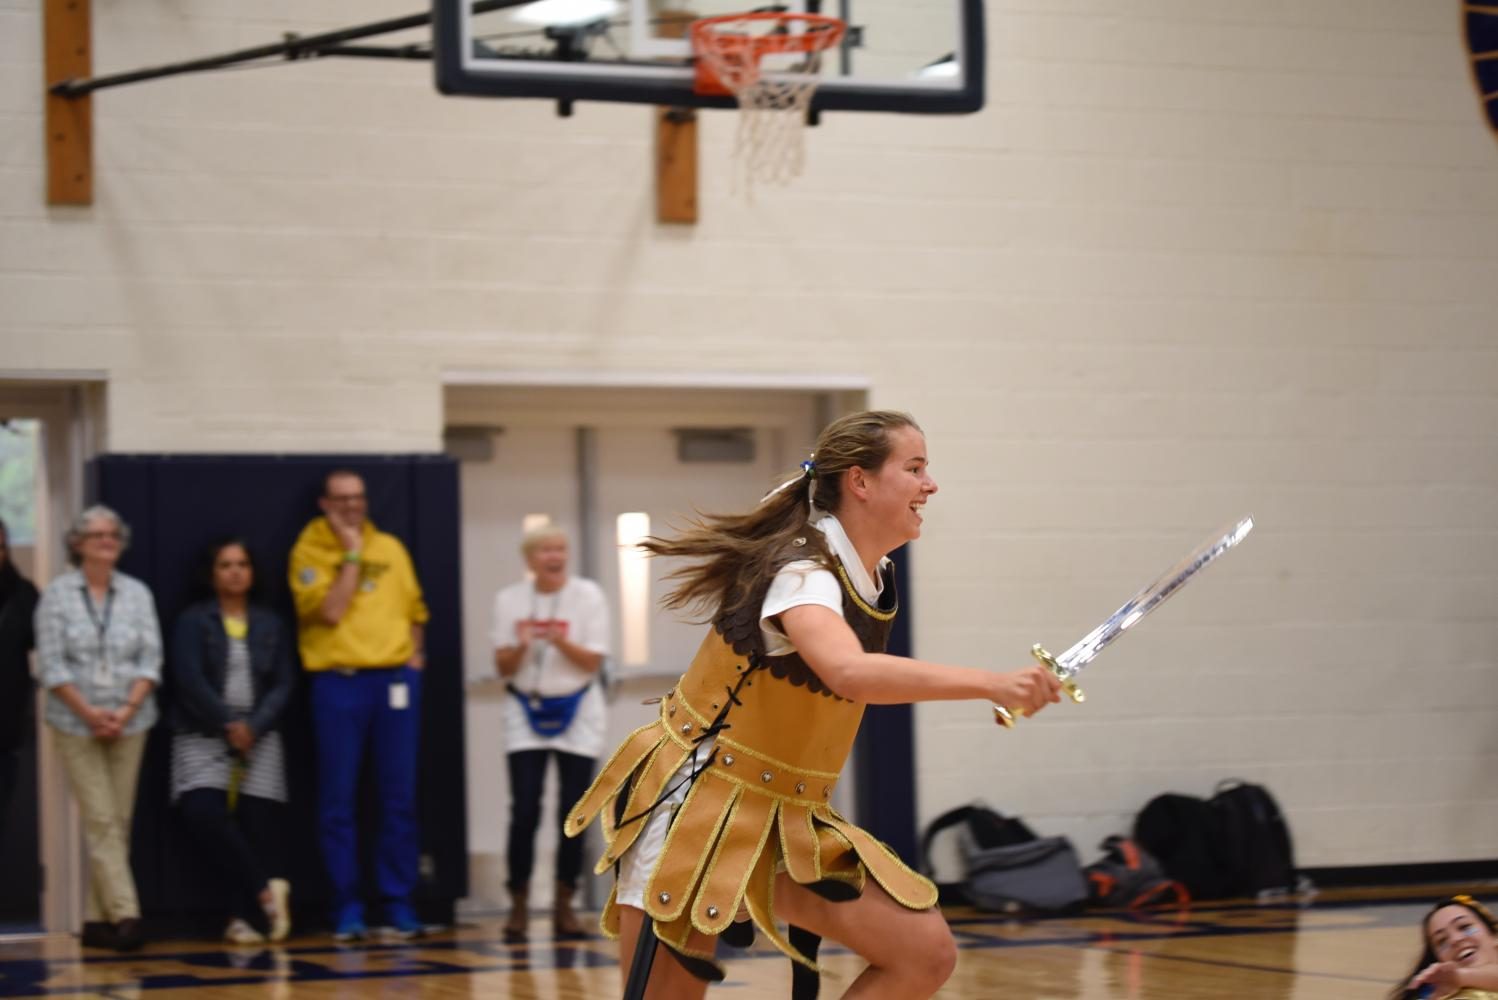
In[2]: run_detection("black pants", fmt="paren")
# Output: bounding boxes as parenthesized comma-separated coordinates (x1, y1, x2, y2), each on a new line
(178, 788, 287, 925)
(506, 749, 595, 892)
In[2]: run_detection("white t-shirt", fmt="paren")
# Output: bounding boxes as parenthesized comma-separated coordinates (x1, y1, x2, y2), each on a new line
(615, 512, 887, 908)
(491, 576, 611, 758)
(758, 512, 888, 652)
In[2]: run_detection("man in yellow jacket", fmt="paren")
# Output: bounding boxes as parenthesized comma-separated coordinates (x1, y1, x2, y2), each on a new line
(289, 470, 429, 941)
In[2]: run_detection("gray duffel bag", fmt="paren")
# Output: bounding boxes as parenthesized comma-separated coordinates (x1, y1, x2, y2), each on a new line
(961, 834, 1089, 914)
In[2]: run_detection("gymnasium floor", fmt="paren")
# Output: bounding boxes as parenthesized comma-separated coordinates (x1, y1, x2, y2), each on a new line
(0, 884, 1480, 998)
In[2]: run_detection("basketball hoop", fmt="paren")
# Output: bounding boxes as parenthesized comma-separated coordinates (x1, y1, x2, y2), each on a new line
(691, 12, 846, 190)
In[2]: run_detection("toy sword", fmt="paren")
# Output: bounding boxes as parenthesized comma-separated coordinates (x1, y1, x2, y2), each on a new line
(994, 517, 1255, 728)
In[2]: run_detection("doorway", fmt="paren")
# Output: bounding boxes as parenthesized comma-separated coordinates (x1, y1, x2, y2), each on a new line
(444, 381, 864, 914)
(0, 379, 104, 936)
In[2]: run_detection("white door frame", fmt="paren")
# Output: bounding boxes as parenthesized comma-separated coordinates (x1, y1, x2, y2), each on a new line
(0, 373, 107, 936)
(442, 370, 870, 913)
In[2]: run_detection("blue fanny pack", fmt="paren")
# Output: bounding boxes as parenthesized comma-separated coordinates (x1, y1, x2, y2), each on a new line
(508, 683, 590, 737)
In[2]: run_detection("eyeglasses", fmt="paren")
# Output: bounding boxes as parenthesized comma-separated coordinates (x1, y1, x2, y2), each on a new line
(325, 493, 366, 504)
(81, 530, 122, 540)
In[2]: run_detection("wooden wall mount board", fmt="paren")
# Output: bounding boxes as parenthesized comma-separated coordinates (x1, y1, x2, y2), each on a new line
(654, 9, 697, 224)
(45, 0, 92, 205)
(655, 106, 698, 224)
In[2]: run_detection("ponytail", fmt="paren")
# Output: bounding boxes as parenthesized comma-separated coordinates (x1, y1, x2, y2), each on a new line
(644, 410, 920, 619)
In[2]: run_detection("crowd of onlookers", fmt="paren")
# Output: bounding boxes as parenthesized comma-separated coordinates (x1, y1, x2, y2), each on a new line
(0, 470, 431, 950)
(0, 468, 613, 954)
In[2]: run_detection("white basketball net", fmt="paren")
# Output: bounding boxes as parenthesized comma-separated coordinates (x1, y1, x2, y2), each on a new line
(693, 16, 843, 193)
(729, 71, 823, 188)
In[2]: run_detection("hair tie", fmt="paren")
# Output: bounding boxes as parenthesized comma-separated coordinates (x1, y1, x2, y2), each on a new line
(759, 454, 819, 504)
(1453, 895, 1497, 926)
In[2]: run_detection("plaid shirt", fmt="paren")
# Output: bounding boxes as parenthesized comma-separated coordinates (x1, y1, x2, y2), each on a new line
(35, 569, 162, 737)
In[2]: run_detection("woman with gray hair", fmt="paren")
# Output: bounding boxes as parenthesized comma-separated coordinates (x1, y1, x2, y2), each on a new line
(34, 504, 162, 952)
(492, 521, 611, 942)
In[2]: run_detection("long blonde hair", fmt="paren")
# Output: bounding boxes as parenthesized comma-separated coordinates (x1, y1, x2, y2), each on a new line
(643, 410, 920, 621)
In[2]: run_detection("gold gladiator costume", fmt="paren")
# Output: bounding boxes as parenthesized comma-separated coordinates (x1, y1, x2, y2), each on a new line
(566, 547, 938, 978)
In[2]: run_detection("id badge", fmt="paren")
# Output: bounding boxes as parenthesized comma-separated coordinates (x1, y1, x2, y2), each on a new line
(389, 681, 410, 711)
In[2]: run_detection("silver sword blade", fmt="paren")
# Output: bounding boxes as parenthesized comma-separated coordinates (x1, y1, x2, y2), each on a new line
(1052, 516, 1254, 679)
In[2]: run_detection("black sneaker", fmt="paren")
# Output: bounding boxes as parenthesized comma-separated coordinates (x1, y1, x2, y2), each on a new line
(80, 922, 117, 950)
(113, 918, 145, 952)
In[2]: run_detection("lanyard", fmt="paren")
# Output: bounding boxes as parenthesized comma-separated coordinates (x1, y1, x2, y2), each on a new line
(80, 583, 115, 682)
(525, 586, 562, 704)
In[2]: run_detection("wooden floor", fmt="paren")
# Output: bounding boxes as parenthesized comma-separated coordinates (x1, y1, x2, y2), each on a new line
(1, 884, 1488, 999)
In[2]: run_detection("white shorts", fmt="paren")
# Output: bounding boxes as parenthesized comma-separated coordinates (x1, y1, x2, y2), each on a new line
(615, 743, 713, 909)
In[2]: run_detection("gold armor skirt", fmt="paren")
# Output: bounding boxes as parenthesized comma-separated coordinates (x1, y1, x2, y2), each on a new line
(565, 631, 938, 975)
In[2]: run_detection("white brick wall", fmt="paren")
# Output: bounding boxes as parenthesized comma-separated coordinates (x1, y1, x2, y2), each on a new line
(2, 0, 1496, 868)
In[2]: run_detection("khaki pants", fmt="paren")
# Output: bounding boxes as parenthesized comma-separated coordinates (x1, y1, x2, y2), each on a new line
(52, 728, 148, 922)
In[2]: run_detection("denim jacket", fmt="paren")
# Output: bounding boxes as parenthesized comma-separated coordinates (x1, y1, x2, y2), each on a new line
(169, 600, 296, 738)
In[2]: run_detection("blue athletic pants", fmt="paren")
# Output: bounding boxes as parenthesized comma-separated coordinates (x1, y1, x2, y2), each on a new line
(310, 666, 421, 923)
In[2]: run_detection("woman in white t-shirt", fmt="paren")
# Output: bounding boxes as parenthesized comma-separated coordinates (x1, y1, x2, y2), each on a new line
(566, 410, 1063, 999)
(492, 523, 610, 943)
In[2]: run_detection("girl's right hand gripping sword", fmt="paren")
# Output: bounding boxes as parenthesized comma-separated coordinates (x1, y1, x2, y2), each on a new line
(995, 517, 1255, 728)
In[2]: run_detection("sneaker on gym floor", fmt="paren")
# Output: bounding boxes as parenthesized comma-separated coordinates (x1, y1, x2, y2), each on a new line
(80, 921, 117, 950)
(383, 903, 424, 940)
(224, 918, 265, 946)
(332, 918, 367, 943)
(332, 905, 368, 943)
(265, 878, 292, 942)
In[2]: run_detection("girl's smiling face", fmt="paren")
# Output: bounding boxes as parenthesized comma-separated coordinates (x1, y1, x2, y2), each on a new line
(861, 425, 938, 545)
(1428, 904, 1498, 967)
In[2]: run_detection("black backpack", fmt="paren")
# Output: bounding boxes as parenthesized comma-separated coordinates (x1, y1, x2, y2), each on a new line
(1134, 780, 1298, 901)
(1134, 793, 1236, 900)
(1208, 779, 1297, 897)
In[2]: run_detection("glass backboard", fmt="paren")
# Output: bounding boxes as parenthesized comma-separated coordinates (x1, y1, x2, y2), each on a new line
(433, 0, 984, 114)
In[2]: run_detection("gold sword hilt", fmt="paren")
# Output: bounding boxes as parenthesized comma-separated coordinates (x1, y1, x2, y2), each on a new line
(992, 644, 1086, 729)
